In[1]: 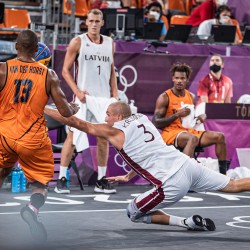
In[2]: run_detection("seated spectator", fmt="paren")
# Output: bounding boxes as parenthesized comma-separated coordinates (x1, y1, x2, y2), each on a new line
(197, 54, 233, 104)
(186, 0, 228, 27)
(152, 62, 228, 174)
(144, 1, 168, 41)
(197, 5, 242, 44)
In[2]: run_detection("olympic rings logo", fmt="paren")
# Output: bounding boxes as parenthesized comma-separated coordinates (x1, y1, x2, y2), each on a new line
(115, 65, 138, 93)
(114, 153, 130, 173)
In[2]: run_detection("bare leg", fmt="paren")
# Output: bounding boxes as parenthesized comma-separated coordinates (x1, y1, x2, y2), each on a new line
(94, 137, 116, 193)
(96, 136, 109, 166)
(200, 131, 226, 160)
(132, 209, 215, 230)
(176, 133, 199, 157)
(55, 131, 75, 193)
(21, 182, 48, 241)
(151, 210, 170, 225)
(201, 131, 227, 174)
(220, 178, 250, 193)
(60, 131, 75, 167)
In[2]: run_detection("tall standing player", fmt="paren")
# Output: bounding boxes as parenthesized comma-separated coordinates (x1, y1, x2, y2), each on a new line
(54, 9, 118, 194)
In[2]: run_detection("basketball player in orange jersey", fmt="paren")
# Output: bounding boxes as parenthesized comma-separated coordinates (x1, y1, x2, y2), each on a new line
(153, 63, 228, 174)
(0, 30, 79, 241)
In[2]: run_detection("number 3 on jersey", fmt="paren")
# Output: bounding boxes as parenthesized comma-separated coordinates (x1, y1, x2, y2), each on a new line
(14, 79, 33, 103)
(137, 124, 155, 143)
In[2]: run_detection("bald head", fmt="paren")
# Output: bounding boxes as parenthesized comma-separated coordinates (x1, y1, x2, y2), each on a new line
(16, 29, 38, 55)
(109, 101, 132, 119)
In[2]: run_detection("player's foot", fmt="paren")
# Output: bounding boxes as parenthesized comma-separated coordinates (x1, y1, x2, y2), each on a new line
(54, 177, 70, 194)
(20, 204, 47, 241)
(94, 176, 116, 194)
(183, 214, 216, 231)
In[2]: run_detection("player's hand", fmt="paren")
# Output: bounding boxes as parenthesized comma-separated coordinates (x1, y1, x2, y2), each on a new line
(106, 175, 129, 184)
(75, 89, 89, 103)
(70, 102, 80, 115)
(176, 107, 191, 118)
(197, 114, 207, 123)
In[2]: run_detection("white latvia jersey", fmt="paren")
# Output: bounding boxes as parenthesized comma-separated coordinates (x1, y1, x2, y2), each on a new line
(113, 114, 189, 185)
(76, 33, 113, 98)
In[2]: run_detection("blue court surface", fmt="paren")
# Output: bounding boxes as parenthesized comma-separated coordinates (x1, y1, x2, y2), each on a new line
(0, 185, 250, 250)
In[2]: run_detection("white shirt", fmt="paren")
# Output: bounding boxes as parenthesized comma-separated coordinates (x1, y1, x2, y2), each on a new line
(76, 33, 113, 98)
(197, 19, 217, 36)
(113, 114, 189, 186)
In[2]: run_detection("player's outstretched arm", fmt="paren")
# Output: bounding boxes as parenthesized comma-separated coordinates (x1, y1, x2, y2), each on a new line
(44, 106, 121, 147)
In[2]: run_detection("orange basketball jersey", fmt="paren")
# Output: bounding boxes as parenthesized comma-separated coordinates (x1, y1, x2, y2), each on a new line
(0, 59, 49, 146)
(164, 89, 194, 129)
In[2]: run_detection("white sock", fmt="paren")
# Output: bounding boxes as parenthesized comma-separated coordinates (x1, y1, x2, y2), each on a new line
(169, 215, 187, 228)
(98, 166, 107, 180)
(59, 166, 68, 179)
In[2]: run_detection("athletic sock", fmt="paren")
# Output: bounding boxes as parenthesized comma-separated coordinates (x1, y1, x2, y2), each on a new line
(169, 215, 187, 228)
(218, 160, 227, 175)
(98, 166, 107, 180)
(59, 166, 68, 179)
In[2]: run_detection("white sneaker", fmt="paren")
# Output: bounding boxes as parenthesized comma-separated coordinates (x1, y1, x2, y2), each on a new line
(183, 215, 216, 231)
(54, 177, 70, 194)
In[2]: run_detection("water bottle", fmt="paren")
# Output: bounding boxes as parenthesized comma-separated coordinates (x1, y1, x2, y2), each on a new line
(20, 169, 27, 192)
(130, 32, 136, 41)
(11, 167, 21, 193)
(129, 100, 138, 114)
(66, 168, 70, 188)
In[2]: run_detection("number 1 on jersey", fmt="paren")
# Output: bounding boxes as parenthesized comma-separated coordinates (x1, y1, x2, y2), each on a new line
(97, 65, 101, 75)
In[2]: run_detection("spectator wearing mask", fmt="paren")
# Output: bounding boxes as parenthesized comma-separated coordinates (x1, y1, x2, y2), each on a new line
(197, 5, 242, 44)
(144, 2, 168, 41)
(197, 54, 233, 104)
(186, 0, 228, 27)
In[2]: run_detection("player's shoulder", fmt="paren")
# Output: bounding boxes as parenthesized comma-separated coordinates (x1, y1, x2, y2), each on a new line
(102, 35, 113, 42)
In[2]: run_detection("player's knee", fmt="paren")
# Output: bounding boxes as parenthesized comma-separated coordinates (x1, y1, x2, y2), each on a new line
(217, 132, 225, 143)
(126, 201, 135, 220)
(188, 134, 199, 146)
(222, 179, 238, 192)
(126, 201, 152, 224)
(230, 179, 241, 192)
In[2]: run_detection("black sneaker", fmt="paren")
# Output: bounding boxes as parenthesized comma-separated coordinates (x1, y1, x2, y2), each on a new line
(54, 177, 70, 194)
(183, 214, 216, 231)
(94, 176, 116, 194)
(20, 204, 47, 241)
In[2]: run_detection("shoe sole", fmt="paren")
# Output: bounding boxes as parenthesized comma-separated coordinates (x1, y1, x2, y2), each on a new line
(193, 214, 216, 231)
(54, 187, 70, 194)
(94, 187, 117, 194)
(20, 207, 47, 241)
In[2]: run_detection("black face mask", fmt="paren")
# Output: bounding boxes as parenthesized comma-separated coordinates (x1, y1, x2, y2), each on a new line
(209, 64, 221, 73)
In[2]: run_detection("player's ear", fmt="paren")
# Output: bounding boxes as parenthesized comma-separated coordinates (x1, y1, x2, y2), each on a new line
(101, 20, 104, 27)
(118, 114, 123, 121)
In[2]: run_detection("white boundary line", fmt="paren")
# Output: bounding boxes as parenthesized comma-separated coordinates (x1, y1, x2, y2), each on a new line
(1, 205, 250, 215)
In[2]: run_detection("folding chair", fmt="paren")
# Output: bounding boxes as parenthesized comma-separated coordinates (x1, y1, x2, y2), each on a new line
(170, 15, 190, 24)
